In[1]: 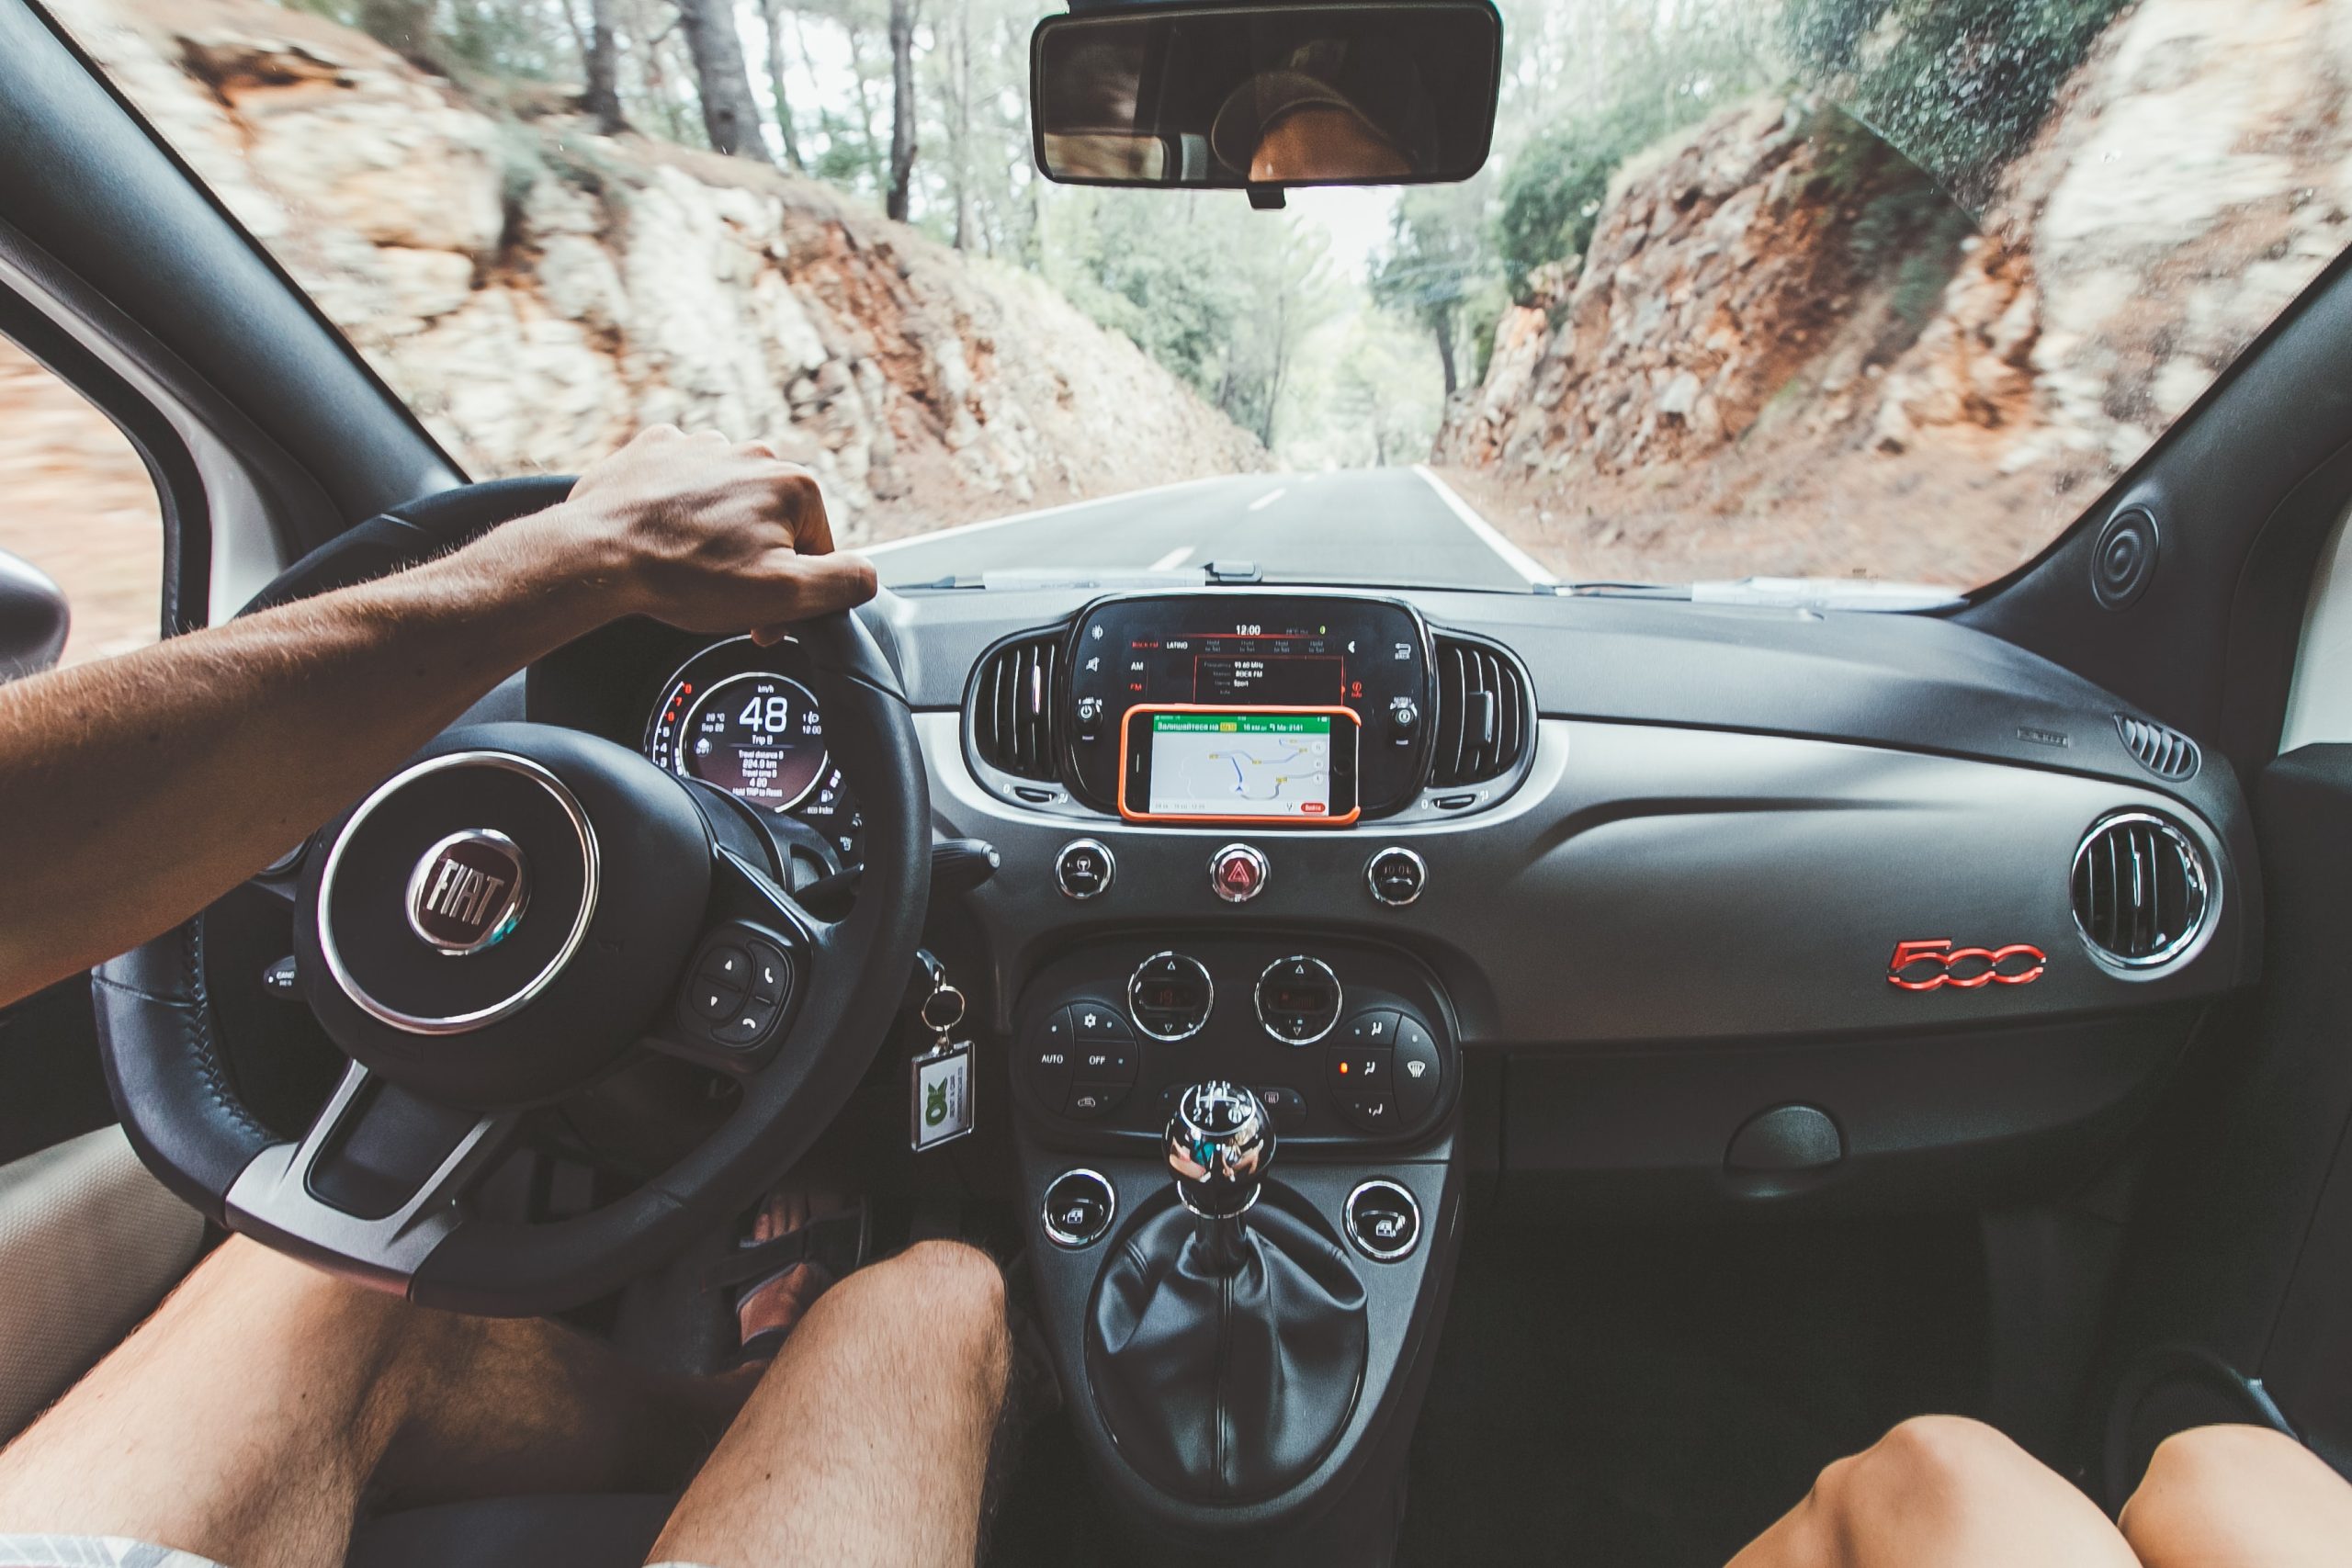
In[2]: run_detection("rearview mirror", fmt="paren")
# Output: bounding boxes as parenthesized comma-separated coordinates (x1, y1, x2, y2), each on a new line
(1031, 1, 1501, 194)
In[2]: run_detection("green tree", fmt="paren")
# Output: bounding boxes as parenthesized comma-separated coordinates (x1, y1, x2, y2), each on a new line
(1369, 182, 1493, 397)
(1781, 0, 2129, 209)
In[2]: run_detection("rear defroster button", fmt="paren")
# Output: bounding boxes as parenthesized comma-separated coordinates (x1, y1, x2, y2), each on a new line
(1345, 1179, 1421, 1261)
(1043, 1168, 1116, 1248)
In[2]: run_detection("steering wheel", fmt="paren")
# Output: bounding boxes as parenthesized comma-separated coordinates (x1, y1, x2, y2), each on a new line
(92, 479, 931, 1316)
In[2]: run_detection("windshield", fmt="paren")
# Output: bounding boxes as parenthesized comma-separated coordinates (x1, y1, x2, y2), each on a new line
(47, 0, 2345, 597)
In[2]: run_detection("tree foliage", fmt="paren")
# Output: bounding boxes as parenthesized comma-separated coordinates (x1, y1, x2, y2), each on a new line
(1781, 0, 2130, 209)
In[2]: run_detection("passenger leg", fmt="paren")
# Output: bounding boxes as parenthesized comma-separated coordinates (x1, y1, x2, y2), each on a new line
(0, 1236, 741, 1568)
(645, 1239, 1011, 1568)
(1725, 1416, 2141, 1568)
(2119, 1422, 2352, 1568)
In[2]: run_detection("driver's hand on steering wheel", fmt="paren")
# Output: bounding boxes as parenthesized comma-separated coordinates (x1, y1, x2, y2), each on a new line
(541, 425, 879, 643)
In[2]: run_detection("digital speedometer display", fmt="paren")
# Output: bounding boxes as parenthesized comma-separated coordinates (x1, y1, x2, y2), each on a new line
(678, 673, 829, 811)
(644, 638, 865, 865)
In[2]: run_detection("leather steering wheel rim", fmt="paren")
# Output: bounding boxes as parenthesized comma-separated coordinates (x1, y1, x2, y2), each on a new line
(93, 479, 932, 1315)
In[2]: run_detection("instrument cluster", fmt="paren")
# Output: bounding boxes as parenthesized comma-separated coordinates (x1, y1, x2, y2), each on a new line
(642, 637, 864, 866)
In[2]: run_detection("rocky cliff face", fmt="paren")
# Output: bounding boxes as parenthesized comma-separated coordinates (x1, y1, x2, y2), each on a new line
(1435, 0, 2352, 587)
(58, 0, 1265, 546)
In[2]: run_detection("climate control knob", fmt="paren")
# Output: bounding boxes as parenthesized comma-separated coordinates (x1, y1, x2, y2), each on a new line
(1255, 955, 1341, 1044)
(1129, 952, 1214, 1042)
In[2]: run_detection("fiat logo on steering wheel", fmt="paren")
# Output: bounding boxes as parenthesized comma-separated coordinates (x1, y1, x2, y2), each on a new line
(407, 829, 531, 955)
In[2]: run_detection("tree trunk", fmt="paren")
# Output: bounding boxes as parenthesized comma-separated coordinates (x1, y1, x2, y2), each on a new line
(886, 0, 919, 221)
(845, 23, 888, 194)
(757, 0, 805, 171)
(949, 5, 973, 248)
(1434, 309, 1458, 398)
(674, 0, 776, 164)
(582, 0, 627, 133)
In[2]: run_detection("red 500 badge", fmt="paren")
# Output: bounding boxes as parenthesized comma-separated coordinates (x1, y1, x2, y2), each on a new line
(1887, 939, 2046, 990)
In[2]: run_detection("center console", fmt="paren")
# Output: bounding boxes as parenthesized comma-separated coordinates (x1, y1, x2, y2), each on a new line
(978, 592, 1506, 1561)
(1014, 934, 1464, 1563)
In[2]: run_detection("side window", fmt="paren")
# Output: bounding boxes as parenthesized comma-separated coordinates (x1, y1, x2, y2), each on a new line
(0, 333, 164, 666)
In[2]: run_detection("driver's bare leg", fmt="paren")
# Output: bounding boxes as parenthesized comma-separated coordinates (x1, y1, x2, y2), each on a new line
(2118, 1422, 2352, 1567)
(0, 1236, 740, 1568)
(1725, 1416, 2141, 1568)
(646, 1239, 1010, 1568)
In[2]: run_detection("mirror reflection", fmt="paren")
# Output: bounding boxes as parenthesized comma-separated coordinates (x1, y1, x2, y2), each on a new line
(1034, 2, 1501, 190)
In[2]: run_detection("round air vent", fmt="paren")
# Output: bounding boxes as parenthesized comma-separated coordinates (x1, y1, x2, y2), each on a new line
(2072, 812, 2211, 968)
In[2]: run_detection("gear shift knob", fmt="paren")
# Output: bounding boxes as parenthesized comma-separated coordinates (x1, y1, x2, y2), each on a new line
(1165, 1080, 1273, 1219)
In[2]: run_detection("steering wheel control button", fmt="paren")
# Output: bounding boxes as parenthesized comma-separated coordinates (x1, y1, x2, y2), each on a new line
(699, 945, 752, 987)
(712, 1000, 779, 1047)
(746, 942, 792, 1005)
(1394, 1014, 1442, 1121)
(1345, 1179, 1422, 1262)
(1055, 839, 1115, 899)
(673, 923, 803, 1054)
(1209, 843, 1270, 903)
(1256, 955, 1342, 1044)
(1255, 1085, 1309, 1130)
(1129, 953, 1214, 1042)
(691, 979, 743, 1021)
(1042, 1169, 1116, 1248)
(1366, 847, 1427, 907)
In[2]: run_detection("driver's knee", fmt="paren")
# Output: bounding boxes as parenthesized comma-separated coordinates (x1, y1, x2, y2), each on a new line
(2119, 1423, 2324, 1556)
(1806, 1416, 2043, 1547)
(797, 1240, 1008, 1392)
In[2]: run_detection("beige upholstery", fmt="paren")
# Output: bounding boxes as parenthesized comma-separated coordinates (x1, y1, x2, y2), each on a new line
(0, 1126, 203, 1441)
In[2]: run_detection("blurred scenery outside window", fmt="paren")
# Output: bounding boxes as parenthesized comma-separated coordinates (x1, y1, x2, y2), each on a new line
(0, 334, 164, 664)
(33, 0, 2352, 592)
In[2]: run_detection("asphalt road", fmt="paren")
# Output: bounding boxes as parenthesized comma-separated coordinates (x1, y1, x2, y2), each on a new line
(864, 466, 1554, 591)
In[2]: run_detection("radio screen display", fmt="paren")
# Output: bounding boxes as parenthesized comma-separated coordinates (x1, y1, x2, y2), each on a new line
(1148, 712, 1333, 818)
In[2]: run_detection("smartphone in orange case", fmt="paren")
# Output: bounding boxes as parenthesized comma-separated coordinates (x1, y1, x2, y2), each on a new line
(1117, 704, 1363, 825)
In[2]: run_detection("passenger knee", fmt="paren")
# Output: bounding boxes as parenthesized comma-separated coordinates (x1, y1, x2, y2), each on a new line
(1813, 1417, 2034, 1539)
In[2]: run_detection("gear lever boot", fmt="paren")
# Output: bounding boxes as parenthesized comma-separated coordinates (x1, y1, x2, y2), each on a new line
(1086, 1081, 1370, 1502)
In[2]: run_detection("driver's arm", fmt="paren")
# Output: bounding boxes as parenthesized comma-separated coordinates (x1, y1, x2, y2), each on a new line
(0, 426, 876, 1007)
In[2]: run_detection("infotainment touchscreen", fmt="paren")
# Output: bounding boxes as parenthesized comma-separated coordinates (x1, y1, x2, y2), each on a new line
(1118, 705, 1362, 824)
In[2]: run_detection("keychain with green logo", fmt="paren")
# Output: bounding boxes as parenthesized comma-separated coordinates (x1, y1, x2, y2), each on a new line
(908, 959, 975, 1151)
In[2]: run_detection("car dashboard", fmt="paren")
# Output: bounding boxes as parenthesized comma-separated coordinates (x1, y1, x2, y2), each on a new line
(528, 580, 2254, 1218)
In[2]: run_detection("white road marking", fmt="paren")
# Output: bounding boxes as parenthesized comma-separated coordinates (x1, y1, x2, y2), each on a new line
(1411, 464, 1555, 586)
(857, 472, 1243, 557)
(1247, 487, 1288, 513)
(1149, 545, 1194, 571)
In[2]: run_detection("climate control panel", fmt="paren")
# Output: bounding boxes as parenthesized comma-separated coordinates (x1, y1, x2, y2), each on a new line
(1015, 936, 1456, 1147)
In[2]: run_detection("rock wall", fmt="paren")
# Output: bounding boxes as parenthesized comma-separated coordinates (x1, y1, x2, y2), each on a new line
(57, 0, 1265, 546)
(1435, 0, 2352, 588)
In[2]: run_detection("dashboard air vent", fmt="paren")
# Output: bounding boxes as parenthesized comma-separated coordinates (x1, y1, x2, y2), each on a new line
(2115, 715, 2199, 781)
(970, 634, 1058, 781)
(1429, 635, 1529, 787)
(2072, 812, 2210, 967)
